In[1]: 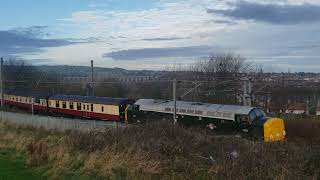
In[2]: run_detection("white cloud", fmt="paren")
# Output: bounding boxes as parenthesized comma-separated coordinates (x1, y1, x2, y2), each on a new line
(21, 0, 320, 72)
(25, 0, 245, 69)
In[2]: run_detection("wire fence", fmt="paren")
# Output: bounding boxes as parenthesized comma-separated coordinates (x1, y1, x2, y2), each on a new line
(0, 111, 125, 132)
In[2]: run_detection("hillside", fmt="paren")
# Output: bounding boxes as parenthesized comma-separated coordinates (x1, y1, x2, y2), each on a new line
(35, 65, 160, 77)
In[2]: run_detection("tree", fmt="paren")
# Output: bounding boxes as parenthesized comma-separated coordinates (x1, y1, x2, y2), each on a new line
(184, 52, 253, 104)
(3, 58, 39, 92)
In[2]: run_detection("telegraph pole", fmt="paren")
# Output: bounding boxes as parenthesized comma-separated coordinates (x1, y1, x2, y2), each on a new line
(173, 79, 177, 124)
(0, 58, 3, 108)
(91, 60, 94, 96)
(58, 72, 61, 94)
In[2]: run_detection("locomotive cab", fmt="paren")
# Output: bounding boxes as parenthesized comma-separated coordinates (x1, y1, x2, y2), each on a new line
(249, 108, 286, 142)
(125, 104, 140, 124)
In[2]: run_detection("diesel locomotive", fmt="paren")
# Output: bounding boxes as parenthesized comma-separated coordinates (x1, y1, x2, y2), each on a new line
(128, 99, 286, 142)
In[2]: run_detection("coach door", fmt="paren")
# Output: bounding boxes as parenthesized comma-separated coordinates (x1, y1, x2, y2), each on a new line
(83, 104, 90, 118)
(90, 104, 94, 118)
(85, 104, 94, 118)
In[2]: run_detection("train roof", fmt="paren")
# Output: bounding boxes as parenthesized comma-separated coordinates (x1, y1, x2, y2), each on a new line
(4, 91, 50, 99)
(135, 99, 257, 121)
(49, 94, 130, 105)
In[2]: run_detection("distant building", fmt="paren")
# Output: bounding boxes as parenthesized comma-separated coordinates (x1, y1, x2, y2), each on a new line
(118, 76, 152, 83)
(285, 103, 306, 115)
(62, 77, 89, 83)
(267, 102, 284, 113)
(316, 107, 320, 116)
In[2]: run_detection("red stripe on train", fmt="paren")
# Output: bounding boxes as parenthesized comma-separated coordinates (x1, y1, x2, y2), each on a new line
(49, 108, 120, 121)
(4, 100, 47, 111)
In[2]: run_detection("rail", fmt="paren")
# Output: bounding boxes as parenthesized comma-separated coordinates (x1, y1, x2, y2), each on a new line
(0, 110, 126, 132)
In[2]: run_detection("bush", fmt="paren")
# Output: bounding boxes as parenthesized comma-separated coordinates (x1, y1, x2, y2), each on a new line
(26, 140, 49, 165)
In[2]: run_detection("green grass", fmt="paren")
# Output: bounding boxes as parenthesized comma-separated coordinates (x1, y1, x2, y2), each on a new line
(0, 149, 44, 180)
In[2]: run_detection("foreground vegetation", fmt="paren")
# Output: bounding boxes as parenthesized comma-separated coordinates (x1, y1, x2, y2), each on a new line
(0, 116, 319, 179)
(0, 149, 43, 179)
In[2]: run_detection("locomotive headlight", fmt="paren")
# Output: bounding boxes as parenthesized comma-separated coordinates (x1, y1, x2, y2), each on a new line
(270, 134, 273, 140)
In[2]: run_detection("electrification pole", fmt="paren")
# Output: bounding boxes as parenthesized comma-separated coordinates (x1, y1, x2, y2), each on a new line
(91, 60, 94, 96)
(173, 79, 177, 124)
(243, 78, 252, 106)
(0, 58, 3, 108)
(31, 98, 34, 116)
(58, 72, 61, 94)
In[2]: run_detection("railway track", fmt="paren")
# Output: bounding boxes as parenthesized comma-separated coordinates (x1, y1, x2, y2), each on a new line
(0, 110, 127, 132)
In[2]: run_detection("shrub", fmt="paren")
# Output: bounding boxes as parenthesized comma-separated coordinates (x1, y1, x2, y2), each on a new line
(284, 116, 320, 144)
(26, 140, 49, 165)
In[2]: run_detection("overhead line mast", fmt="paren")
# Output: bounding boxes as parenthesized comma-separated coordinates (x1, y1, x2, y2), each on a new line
(91, 60, 94, 96)
(173, 79, 177, 124)
(0, 58, 3, 108)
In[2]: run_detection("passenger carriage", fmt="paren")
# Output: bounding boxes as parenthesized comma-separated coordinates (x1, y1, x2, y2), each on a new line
(3, 92, 49, 112)
(48, 95, 133, 122)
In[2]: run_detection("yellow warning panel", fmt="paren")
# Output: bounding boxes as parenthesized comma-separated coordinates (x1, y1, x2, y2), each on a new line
(264, 118, 286, 142)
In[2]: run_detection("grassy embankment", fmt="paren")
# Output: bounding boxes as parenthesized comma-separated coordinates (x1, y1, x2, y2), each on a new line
(0, 115, 319, 179)
(0, 149, 43, 179)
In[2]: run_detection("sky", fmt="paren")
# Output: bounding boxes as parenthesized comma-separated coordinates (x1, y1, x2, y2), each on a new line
(1, 0, 320, 72)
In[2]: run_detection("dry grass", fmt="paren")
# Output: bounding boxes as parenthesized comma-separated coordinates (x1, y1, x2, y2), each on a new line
(0, 117, 319, 179)
(282, 115, 320, 144)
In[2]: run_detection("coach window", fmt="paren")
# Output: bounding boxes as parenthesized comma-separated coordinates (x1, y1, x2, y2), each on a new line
(91, 104, 93, 112)
(70, 102, 74, 110)
(62, 102, 66, 109)
(87, 105, 90, 111)
(101, 106, 104, 112)
(56, 101, 60, 108)
(83, 104, 86, 110)
(77, 103, 81, 110)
